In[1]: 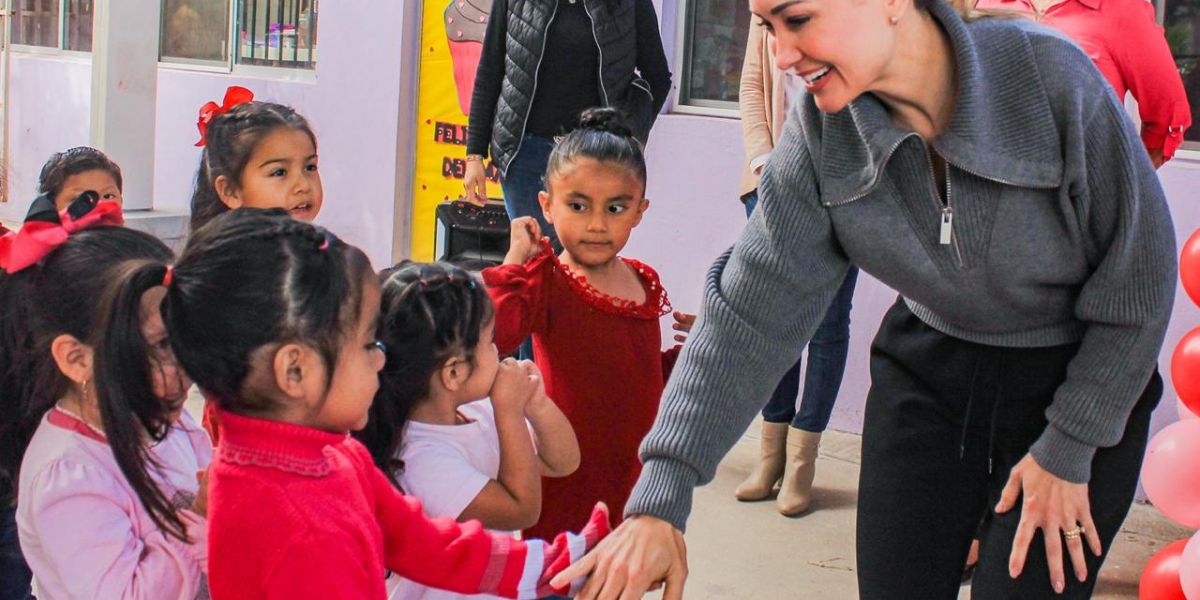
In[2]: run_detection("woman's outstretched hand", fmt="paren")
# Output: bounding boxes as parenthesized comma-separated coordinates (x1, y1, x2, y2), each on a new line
(550, 514, 688, 599)
(995, 453, 1102, 594)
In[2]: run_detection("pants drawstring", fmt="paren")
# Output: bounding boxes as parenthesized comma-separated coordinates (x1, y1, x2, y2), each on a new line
(960, 356, 984, 461)
(986, 355, 1005, 475)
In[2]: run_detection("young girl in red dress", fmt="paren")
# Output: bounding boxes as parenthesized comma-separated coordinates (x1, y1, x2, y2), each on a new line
(482, 108, 691, 541)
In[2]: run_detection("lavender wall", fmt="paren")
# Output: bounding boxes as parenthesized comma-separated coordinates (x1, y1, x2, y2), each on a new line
(3, 1, 411, 269)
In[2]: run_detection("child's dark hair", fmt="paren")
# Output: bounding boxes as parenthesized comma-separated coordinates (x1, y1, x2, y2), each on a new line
(545, 107, 647, 191)
(0, 224, 172, 530)
(354, 262, 494, 487)
(189, 102, 315, 232)
(150, 209, 371, 415)
(37, 146, 123, 200)
(0, 269, 40, 509)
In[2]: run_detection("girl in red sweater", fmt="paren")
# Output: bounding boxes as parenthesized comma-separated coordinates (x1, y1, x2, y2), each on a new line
(103, 209, 609, 600)
(482, 108, 691, 541)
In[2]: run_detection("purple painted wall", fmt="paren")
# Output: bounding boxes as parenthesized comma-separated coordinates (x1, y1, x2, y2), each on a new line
(3, 1, 411, 269)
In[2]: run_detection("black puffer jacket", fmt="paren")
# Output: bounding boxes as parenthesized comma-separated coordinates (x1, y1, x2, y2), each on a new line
(467, 0, 672, 173)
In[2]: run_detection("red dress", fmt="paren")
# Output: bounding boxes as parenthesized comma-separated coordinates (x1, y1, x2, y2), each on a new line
(482, 241, 679, 540)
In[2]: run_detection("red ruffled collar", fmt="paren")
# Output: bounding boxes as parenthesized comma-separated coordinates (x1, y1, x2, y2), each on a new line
(216, 410, 345, 478)
(532, 239, 671, 320)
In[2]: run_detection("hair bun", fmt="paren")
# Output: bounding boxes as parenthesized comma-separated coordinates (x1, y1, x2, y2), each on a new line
(577, 107, 634, 138)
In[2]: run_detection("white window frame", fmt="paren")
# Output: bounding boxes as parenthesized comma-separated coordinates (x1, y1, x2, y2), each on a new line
(158, 0, 317, 77)
(10, 0, 92, 56)
(671, 0, 741, 118)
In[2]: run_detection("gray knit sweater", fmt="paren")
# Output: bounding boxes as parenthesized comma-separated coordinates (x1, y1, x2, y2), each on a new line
(626, 0, 1177, 531)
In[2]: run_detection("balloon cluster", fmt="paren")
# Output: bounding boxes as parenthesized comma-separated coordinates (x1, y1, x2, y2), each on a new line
(1139, 230, 1200, 600)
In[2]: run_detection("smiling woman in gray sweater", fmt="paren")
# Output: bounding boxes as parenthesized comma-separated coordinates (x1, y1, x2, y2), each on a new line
(551, 0, 1178, 597)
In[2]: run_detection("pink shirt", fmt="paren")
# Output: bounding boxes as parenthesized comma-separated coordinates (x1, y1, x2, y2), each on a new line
(976, 0, 1192, 159)
(16, 408, 212, 600)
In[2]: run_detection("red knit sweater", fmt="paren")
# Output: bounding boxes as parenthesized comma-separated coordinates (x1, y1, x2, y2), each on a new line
(483, 242, 679, 540)
(207, 411, 608, 599)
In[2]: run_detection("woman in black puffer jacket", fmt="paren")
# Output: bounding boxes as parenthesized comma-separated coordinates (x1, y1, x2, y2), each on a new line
(461, 0, 671, 250)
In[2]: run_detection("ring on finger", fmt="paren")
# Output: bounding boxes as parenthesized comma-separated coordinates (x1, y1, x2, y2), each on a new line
(1063, 525, 1085, 541)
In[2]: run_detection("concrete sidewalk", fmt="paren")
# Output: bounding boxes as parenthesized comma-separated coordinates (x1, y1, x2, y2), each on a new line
(648, 426, 1195, 599)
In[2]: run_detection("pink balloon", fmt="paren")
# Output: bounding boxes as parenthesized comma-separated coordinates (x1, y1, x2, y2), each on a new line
(1183, 532, 1200, 600)
(1142, 420, 1200, 528)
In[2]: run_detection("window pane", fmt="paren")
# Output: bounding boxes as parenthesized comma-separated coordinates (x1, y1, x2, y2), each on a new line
(1165, 0, 1200, 143)
(682, 0, 751, 107)
(236, 0, 317, 69)
(64, 0, 92, 51)
(162, 0, 231, 62)
(12, 0, 60, 48)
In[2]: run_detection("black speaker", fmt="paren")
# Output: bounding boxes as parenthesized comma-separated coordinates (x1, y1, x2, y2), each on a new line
(434, 199, 510, 271)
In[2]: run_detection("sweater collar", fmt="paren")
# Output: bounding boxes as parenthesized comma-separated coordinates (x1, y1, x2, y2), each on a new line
(814, 0, 1064, 205)
(216, 410, 346, 478)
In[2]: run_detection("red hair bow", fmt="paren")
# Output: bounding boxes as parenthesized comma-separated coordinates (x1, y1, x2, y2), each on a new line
(0, 192, 125, 274)
(195, 85, 255, 147)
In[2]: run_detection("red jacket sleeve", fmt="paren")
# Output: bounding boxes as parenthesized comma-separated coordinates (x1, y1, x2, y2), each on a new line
(1118, 0, 1191, 160)
(481, 249, 554, 355)
(355, 441, 611, 598)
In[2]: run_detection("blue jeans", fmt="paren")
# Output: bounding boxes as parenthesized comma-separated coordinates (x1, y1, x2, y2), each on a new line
(744, 190, 858, 433)
(501, 134, 559, 250)
(502, 134, 560, 361)
(0, 507, 32, 600)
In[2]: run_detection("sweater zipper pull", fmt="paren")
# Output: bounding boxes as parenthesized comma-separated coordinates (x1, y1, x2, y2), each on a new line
(939, 207, 954, 245)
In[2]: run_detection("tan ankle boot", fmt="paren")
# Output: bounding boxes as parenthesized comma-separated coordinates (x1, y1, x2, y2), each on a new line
(777, 428, 822, 516)
(734, 422, 789, 501)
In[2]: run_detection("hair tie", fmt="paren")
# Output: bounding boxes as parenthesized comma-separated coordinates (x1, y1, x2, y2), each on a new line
(317, 230, 331, 250)
(0, 192, 124, 274)
(195, 86, 255, 147)
(162, 265, 174, 288)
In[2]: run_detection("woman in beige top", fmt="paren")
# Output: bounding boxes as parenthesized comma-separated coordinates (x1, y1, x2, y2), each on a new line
(733, 20, 860, 519)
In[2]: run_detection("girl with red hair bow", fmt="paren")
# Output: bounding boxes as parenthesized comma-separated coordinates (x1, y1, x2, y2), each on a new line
(189, 85, 323, 232)
(1, 193, 212, 600)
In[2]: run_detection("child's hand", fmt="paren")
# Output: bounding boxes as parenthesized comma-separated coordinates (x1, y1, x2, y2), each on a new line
(504, 217, 544, 265)
(672, 311, 697, 344)
(491, 358, 538, 414)
(192, 468, 209, 517)
(518, 361, 552, 416)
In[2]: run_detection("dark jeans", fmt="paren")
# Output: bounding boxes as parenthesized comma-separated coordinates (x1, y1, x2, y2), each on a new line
(857, 299, 1160, 599)
(0, 507, 32, 600)
(501, 134, 559, 250)
(744, 190, 858, 433)
(502, 134, 559, 361)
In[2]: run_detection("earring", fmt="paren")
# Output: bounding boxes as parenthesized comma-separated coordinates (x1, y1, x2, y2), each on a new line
(890, 15, 900, 24)
(81, 378, 91, 403)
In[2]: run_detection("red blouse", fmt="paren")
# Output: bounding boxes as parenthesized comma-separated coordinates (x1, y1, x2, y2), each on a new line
(206, 410, 608, 599)
(976, 0, 1191, 160)
(482, 242, 679, 540)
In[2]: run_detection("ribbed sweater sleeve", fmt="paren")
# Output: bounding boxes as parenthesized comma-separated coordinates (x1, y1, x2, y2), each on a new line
(1029, 93, 1177, 483)
(467, 0, 509, 157)
(624, 114, 852, 531)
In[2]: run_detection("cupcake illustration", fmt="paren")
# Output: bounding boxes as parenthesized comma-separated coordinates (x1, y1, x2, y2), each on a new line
(445, 0, 493, 116)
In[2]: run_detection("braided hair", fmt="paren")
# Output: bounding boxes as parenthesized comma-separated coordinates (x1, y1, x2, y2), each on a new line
(189, 102, 315, 232)
(353, 262, 494, 487)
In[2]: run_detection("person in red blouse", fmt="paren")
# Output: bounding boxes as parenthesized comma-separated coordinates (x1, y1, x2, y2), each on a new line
(483, 108, 692, 544)
(976, 0, 1191, 166)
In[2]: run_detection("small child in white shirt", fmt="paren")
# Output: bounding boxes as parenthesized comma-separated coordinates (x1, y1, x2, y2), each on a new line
(354, 262, 580, 600)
